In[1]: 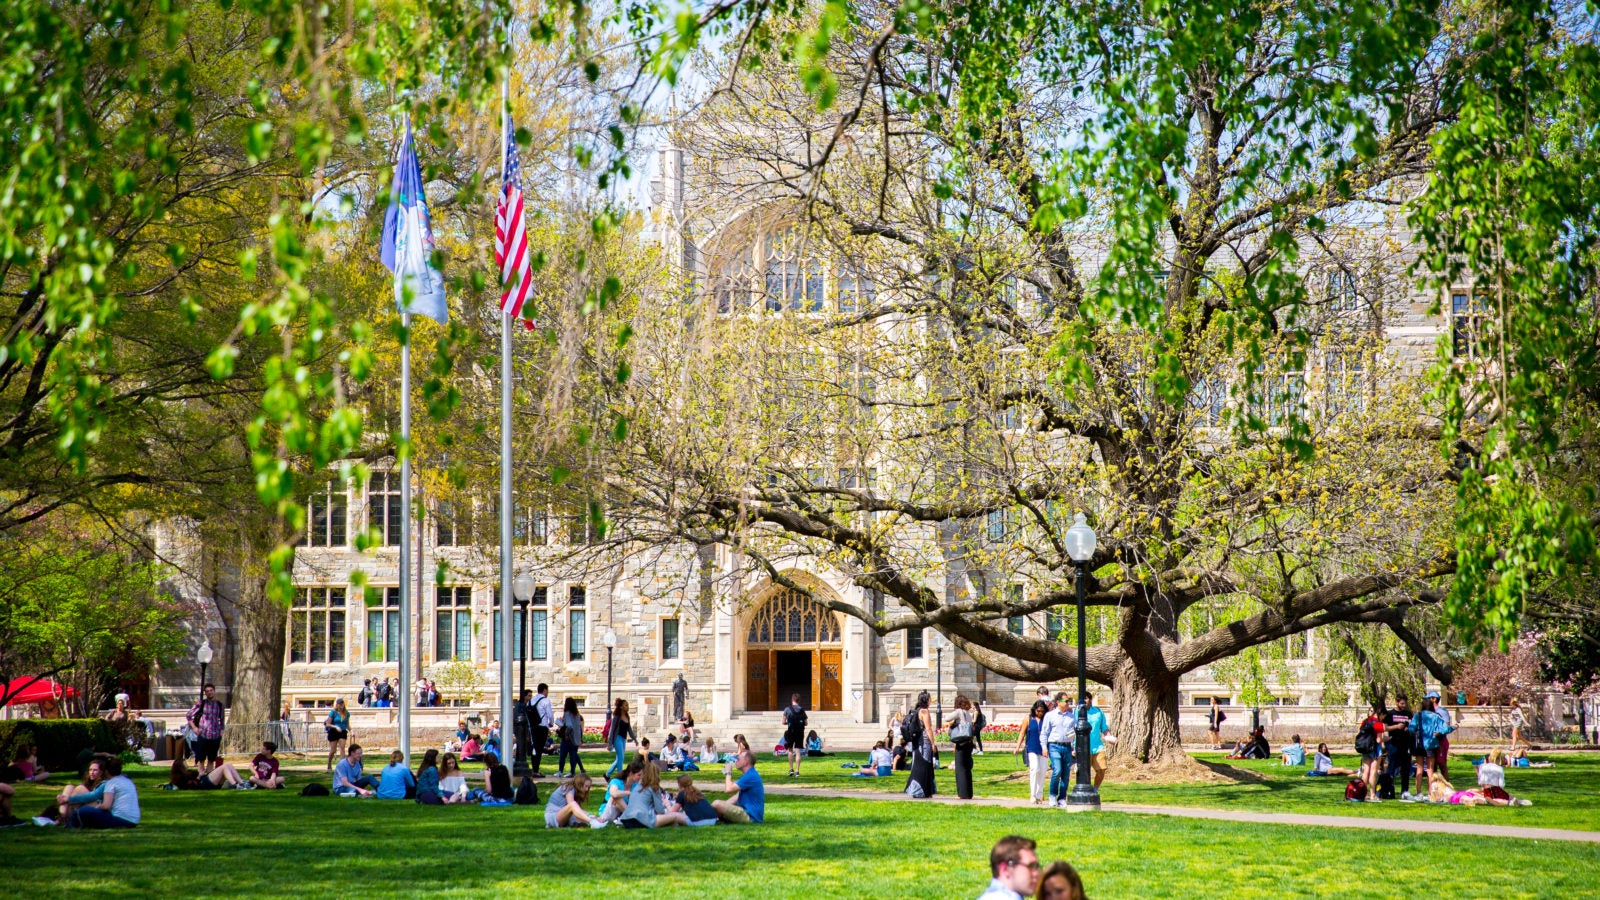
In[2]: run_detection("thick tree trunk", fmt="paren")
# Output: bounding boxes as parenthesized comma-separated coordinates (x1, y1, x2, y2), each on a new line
(1107, 656, 1185, 765)
(226, 529, 287, 750)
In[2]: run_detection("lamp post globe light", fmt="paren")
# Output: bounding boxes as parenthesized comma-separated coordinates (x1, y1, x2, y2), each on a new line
(512, 575, 535, 695)
(1064, 512, 1100, 809)
(196, 638, 214, 701)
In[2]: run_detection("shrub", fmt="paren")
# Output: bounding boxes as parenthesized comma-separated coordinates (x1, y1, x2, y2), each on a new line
(0, 718, 120, 771)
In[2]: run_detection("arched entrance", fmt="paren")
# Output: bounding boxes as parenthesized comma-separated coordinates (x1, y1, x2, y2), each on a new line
(744, 588, 843, 712)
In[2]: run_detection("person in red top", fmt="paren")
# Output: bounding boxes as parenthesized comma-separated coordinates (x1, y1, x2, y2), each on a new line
(250, 741, 284, 789)
(1357, 701, 1387, 799)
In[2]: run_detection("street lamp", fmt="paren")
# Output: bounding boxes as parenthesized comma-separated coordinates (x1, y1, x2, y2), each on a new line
(603, 627, 618, 716)
(932, 631, 947, 730)
(511, 574, 535, 775)
(1064, 512, 1100, 809)
(196, 639, 214, 701)
(512, 574, 535, 699)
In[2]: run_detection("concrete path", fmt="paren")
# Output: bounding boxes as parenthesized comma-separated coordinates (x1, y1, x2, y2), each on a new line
(763, 785, 1600, 844)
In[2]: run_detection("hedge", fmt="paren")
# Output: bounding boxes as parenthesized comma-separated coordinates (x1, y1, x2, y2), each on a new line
(0, 718, 120, 772)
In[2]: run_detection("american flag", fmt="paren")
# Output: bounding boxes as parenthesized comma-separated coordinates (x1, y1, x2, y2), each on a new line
(495, 115, 533, 320)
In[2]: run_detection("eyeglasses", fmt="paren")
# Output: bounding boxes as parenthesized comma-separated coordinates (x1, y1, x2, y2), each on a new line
(1006, 859, 1042, 872)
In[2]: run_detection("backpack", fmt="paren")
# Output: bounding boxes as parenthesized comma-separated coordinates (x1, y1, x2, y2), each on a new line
(900, 710, 923, 745)
(602, 714, 612, 742)
(1354, 719, 1378, 756)
(785, 705, 807, 730)
(513, 775, 540, 806)
(300, 782, 330, 797)
(1344, 778, 1368, 801)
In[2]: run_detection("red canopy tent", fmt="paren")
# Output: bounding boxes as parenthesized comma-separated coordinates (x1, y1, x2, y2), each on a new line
(3, 677, 77, 706)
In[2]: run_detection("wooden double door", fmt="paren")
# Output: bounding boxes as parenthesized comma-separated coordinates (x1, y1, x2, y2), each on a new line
(746, 647, 842, 712)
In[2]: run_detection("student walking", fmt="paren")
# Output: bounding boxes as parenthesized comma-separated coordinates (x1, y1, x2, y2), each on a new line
(558, 697, 585, 776)
(1014, 700, 1049, 804)
(783, 693, 808, 777)
(324, 699, 350, 772)
(605, 699, 634, 778)
(529, 683, 555, 777)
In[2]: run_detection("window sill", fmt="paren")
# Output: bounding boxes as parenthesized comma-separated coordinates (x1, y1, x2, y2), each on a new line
(658, 658, 683, 670)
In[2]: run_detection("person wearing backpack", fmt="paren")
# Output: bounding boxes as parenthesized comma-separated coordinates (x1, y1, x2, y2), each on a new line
(1354, 701, 1387, 801)
(1381, 695, 1415, 799)
(904, 691, 937, 799)
(782, 693, 808, 777)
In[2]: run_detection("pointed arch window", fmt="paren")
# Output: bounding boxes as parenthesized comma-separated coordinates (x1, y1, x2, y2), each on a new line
(747, 589, 841, 644)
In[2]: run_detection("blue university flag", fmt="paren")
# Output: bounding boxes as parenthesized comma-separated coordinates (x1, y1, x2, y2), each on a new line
(380, 124, 448, 324)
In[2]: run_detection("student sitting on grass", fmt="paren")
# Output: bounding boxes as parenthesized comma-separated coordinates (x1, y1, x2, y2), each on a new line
(660, 734, 691, 771)
(672, 773, 720, 826)
(469, 754, 514, 804)
(712, 749, 765, 824)
(438, 753, 472, 804)
(169, 756, 252, 790)
(592, 759, 643, 827)
(415, 749, 441, 802)
(1474, 748, 1533, 806)
(6, 744, 50, 783)
(51, 758, 105, 823)
(892, 737, 911, 771)
(1280, 734, 1306, 766)
(619, 761, 686, 828)
(805, 730, 827, 757)
(461, 733, 484, 762)
(333, 745, 377, 797)
(66, 754, 140, 829)
(1306, 743, 1357, 776)
(250, 741, 285, 789)
(375, 750, 415, 800)
(854, 741, 894, 777)
(544, 773, 595, 828)
(699, 737, 720, 767)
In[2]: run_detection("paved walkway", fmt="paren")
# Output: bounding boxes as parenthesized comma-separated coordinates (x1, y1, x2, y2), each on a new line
(762, 785, 1600, 844)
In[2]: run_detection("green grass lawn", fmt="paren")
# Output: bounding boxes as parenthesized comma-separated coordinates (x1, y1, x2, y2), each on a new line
(782, 748, 1600, 832)
(3, 758, 1598, 898)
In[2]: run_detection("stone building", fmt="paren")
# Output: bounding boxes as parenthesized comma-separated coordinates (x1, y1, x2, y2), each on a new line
(271, 144, 1486, 742)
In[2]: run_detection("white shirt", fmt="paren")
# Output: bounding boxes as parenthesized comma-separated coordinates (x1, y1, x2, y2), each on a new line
(976, 879, 1025, 900)
(439, 774, 468, 797)
(869, 747, 893, 768)
(1040, 708, 1075, 745)
(1478, 762, 1506, 788)
(1313, 751, 1333, 773)
(661, 743, 684, 765)
(103, 775, 141, 824)
(533, 694, 554, 728)
(699, 748, 719, 764)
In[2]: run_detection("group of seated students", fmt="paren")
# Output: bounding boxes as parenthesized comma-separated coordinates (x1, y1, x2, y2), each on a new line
(1224, 727, 1270, 760)
(442, 723, 499, 762)
(1419, 749, 1533, 806)
(41, 753, 141, 829)
(546, 749, 765, 829)
(165, 741, 287, 791)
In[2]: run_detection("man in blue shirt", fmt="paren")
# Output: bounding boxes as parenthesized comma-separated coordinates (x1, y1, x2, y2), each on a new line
(333, 745, 376, 797)
(976, 835, 1040, 899)
(1039, 692, 1076, 808)
(1081, 692, 1111, 788)
(712, 749, 764, 823)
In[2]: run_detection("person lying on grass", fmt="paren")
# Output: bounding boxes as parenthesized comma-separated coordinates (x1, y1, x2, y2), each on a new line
(250, 741, 285, 789)
(169, 756, 252, 790)
(544, 773, 595, 828)
(1306, 743, 1357, 777)
(1426, 767, 1532, 806)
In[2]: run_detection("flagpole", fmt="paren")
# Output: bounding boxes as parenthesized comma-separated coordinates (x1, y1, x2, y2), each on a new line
(498, 69, 516, 768)
(399, 307, 413, 763)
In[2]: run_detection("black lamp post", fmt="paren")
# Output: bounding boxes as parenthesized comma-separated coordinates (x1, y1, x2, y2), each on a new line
(603, 627, 618, 714)
(1064, 512, 1100, 810)
(933, 632, 947, 730)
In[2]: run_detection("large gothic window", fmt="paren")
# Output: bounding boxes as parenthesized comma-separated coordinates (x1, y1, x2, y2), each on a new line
(711, 220, 873, 315)
(747, 589, 842, 644)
